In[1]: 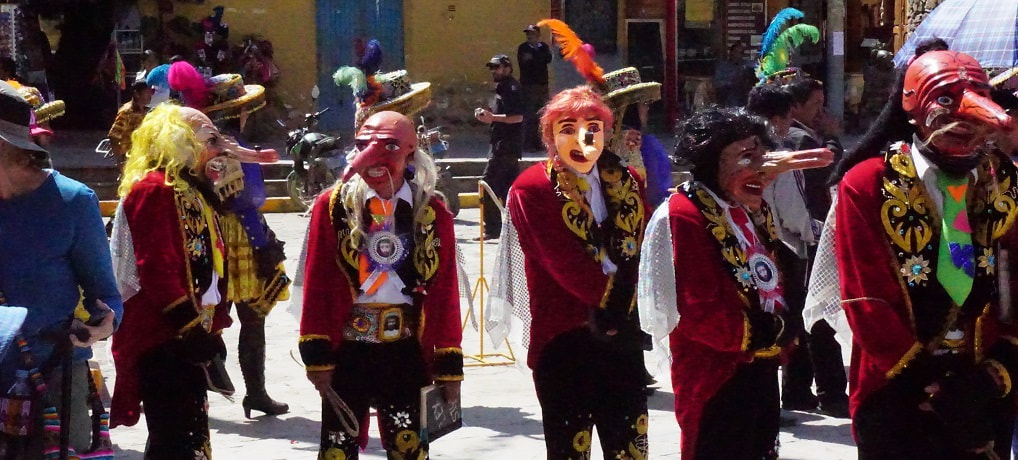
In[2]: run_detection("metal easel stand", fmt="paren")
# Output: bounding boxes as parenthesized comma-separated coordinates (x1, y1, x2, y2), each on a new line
(462, 180, 516, 367)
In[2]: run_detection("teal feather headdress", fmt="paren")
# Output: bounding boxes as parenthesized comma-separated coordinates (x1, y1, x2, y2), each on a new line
(755, 8, 820, 82)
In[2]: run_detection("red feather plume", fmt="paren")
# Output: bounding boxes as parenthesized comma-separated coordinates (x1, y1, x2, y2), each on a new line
(537, 19, 605, 86)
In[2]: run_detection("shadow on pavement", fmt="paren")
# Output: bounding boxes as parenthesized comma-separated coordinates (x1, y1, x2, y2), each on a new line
(463, 405, 544, 439)
(209, 414, 321, 444)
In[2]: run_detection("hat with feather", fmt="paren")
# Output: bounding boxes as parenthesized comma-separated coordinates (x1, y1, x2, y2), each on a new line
(333, 39, 432, 130)
(537, 19, 661, 151)
(755, 8, 820, 84)
(166, 61, 268, 123)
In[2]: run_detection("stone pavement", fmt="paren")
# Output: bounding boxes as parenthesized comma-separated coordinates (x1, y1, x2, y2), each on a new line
(96, 209, 857, 459)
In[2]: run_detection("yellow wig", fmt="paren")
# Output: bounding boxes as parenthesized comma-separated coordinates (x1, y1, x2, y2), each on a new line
(117, 103, 204, 198)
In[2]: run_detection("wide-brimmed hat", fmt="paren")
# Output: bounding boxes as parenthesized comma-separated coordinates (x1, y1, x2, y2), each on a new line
(600, 67, 662, 111)
(202, 73, 267, 122)
(355, 70, 431, 130)
(0, 80, 47, 153)
(0, 306, 27, 362)
(7, 80, 65, 125)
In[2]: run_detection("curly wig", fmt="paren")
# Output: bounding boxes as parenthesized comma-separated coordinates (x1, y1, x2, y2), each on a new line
(117, 103, 204, 198)
(673, 107, 776, 192)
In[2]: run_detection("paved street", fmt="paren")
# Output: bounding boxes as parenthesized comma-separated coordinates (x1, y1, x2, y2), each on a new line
(98, 208, 857, 459)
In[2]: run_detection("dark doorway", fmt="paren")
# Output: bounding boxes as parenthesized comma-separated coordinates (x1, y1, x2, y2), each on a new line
(626, 20, 665, 131)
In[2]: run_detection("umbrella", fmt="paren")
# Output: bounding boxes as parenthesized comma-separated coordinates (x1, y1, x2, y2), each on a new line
(893, 0, 1018, 68)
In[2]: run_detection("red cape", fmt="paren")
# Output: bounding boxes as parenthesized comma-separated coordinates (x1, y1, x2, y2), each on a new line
(836, 156, 1018, 429)
(110, 171, 232, 428)
(665, 191, 762, 459)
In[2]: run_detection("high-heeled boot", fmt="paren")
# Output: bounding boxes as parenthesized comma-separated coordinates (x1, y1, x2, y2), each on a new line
(238, 304, 289, 418)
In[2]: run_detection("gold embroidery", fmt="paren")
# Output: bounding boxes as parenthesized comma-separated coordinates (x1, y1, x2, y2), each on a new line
(885, 342, 923, 379)
(881, 176, 934, 254)
(413, 204, 439, 282)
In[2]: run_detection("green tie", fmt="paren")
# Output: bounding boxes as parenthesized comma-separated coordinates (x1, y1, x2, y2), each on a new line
(935, 174, 974, 306)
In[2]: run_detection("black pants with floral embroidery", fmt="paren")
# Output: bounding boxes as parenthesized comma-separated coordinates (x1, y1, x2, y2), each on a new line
(320, 340, 429, 460)
(138, 344, 211, 460)
(533, 327, 649, 460)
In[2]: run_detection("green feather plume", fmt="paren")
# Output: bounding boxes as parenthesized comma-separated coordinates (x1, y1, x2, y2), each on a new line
(333, 66, 368, 99)
(755, 24, 820, 80)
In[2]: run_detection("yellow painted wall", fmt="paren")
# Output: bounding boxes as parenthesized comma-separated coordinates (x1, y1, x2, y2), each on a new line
(404, 0, 550, 92)
(138, 1, 317, 113)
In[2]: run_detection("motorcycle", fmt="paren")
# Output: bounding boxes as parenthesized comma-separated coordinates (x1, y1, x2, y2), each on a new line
(417, 118, 460, 217)
(285, 107, 345, 211)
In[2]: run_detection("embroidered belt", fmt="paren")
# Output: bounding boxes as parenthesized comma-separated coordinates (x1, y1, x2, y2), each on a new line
(343, 303, 418, 344)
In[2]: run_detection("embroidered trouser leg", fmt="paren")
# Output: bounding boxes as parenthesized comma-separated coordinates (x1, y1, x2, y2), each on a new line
(694, 358, 780, 459)
(138, 344, 211, 460)
(854, 372, 1015, 459)
(534, 328, 649, 460)
(319, 340, 429, 460)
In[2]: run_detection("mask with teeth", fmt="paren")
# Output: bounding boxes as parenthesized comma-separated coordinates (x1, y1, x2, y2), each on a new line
(717, 135, 767, 210)
(204, 155, 245, 201)
(343, 111, 417, 199)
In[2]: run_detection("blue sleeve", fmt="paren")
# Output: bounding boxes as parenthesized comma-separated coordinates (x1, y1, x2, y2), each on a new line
(69, 189, 124, 329)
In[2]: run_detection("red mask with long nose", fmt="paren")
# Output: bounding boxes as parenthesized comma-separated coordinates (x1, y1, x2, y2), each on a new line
(343, 111, 416, 199)
(902, 51, 1012, 162)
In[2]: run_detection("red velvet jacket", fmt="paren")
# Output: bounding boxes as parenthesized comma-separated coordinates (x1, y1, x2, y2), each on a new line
(298, 185, 463, 380)
(110, 171, 232, 428)
(836, 155, 1018, 423)
(666, 190, 781, 459)
(508, 160, 647, 368)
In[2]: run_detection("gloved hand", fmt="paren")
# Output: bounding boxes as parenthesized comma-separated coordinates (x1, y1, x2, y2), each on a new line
(589, 307, 645, 350)
(774, 310, 800, 348)
(921, 365, 1002, 452)
(174, 328, 226, 365)
(745, 309, 783, 351)
(253, 236, 286, 279)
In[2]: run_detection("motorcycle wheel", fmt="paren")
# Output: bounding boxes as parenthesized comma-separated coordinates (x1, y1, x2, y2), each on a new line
(286, 170, 315, 212)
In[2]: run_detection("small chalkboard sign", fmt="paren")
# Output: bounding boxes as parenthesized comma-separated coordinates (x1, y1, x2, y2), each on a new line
(420, 383, 462, 442)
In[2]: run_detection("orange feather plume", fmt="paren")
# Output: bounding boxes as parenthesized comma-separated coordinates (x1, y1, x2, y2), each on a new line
(537, 19, 605, 86)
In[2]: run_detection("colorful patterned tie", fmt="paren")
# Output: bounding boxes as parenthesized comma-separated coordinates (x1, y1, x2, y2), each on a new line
(935, 174, 974, 306)
(359, 197, 393, 295)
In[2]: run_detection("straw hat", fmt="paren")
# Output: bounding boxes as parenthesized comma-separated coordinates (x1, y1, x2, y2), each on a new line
(202, 73, 267, 122)
(600, 67, 661, 111)
(355, 70, 431, 130)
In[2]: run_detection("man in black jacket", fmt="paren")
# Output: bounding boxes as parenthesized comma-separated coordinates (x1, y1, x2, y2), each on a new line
(781, 76, 850, 418)
(518, 25, 553, 152)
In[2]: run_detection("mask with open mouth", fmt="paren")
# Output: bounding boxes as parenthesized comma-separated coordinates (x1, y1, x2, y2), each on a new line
(902, 51, 1012, 171)
(554, 116, 605, 174)
(717, 135, 766, 209)
(343, 111, 416, 198)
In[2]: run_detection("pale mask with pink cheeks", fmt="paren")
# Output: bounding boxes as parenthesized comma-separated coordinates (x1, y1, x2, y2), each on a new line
(554, 116, 605, 174)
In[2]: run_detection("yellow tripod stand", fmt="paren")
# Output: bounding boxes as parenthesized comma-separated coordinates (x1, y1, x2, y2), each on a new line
(462, 180, 516, 367)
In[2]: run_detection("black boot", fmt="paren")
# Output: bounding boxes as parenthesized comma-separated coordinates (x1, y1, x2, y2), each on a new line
(237, 304, 289, 418)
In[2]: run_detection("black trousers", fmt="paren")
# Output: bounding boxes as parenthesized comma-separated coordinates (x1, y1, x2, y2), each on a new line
(533, 328, 649, 460)
(138, 344, 211, 459)
(521, 84, 549, 151)
(782, 252, 848, 408)
(481, 152, 520, 237)
(854, 373, 1015, 459)
(319, 339, 429, 459)
(695, 358, 781, 459)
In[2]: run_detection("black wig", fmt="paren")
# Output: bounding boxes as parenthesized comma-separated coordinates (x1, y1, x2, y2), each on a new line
(673, 107, 776, 192)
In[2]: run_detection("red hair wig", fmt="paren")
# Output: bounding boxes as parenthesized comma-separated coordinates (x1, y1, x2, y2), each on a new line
(540, 86, 613, 157)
